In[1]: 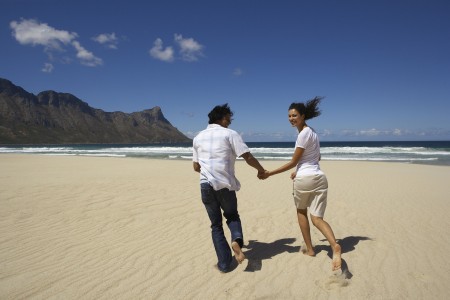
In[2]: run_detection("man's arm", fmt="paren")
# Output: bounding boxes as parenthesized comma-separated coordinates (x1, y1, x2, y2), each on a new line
(193, 162, 201, 173)
(240, 152, 265, 175)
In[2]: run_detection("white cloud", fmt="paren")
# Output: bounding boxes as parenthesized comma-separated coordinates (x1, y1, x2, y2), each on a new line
(392, 128, 403, 136)
(92, 32, 118, 49)
(181, 111, 195, 118)
(359, 128, 382, 136)
(10, 18, 103, 69)
(320, 129, 333, 136)
(184, 131, 197, 139)
(42, 63, 54, 73)
(240, 131, 293, 141)
(233, 68, 243, 76)
(10, 19, 77, 50)
(174, 34, 204, 61)
(149, 38, 174, 62)
(71, 41, 103, 66)
(149, 34, 204, 63)
(186, 127, 450, 142)
(321, 127, 450, 140)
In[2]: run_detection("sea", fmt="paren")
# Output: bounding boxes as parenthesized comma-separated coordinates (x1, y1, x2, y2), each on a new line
(1, 141, 450, 166)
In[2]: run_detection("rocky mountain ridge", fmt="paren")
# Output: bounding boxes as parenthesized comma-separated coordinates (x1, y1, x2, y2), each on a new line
(0, 78, 191, 144)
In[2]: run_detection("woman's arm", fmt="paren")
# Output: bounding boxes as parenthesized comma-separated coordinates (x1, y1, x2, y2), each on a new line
(265, 147, 304, 178)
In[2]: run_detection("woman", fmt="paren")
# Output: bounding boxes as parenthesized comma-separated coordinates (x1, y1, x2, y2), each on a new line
(259, 97, 341, 271)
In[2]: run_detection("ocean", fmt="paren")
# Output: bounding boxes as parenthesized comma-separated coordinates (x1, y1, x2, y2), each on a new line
(1, 141, 450, 166)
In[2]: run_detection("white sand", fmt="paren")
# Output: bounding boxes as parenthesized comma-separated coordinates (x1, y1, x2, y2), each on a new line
(1, 155, 449, 299)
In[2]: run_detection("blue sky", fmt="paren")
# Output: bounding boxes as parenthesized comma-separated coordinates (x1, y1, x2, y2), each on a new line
(1, 0, 449, 141)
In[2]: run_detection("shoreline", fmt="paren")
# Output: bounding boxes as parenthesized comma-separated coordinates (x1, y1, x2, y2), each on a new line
(1, 153, 450, 167)
(1, 155, 450, 299)
(1, 140, 450, 167)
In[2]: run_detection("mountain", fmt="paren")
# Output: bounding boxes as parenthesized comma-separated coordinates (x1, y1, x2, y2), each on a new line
(0, 78, 191, 144)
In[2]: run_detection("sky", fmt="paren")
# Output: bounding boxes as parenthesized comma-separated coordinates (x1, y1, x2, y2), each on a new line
(1, 0, 449, 142)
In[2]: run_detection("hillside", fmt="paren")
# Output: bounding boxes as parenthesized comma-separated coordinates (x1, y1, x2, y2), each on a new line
(0, 78, 191, 144)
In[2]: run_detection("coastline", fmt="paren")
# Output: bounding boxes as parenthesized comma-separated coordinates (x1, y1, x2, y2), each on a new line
(1, 140, 450, 166)
(1, 154, 449, 299)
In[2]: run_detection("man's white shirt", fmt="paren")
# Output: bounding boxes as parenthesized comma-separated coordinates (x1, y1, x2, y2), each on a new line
(193, 124, 249, 191)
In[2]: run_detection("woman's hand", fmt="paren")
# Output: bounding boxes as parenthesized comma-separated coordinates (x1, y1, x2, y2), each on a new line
(290, 171, 296, 180)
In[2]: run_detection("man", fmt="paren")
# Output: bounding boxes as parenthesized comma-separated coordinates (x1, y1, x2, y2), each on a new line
(193, 103, 265, 272)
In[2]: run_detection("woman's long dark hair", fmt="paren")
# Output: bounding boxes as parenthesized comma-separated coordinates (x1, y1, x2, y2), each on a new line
(289, 96, 323, 120)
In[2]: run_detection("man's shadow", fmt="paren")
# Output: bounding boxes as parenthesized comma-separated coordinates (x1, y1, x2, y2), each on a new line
(243, 238, 300, 272)
(314, 236, 373, 279)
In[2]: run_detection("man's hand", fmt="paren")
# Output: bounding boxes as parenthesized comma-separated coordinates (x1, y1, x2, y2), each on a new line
(257, 170, 270, 180)
(193, 162, 201, 173)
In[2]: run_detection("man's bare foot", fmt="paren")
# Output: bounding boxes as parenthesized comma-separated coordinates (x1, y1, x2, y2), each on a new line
(231, 241, 246, 264)
(332, 244, 342, 271)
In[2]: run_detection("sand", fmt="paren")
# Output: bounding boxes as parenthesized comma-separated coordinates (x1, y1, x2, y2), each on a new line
(1, 154, 450, 299)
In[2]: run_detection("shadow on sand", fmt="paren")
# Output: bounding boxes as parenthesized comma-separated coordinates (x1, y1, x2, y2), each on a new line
(243, 238, 300, 272)
(315, 236, 373, 279)
(241, 236, 372, 275)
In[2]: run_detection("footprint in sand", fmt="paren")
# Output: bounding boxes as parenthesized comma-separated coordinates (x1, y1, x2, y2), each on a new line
(324, 272, 350, 290)
(314, 270, 350, 291)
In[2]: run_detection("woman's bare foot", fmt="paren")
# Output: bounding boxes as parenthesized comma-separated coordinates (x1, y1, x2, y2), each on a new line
(231, 241, 245, 264)
(332, 244, 342, 271)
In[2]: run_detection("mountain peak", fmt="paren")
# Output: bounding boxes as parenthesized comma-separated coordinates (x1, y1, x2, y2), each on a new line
(0, 78, 191, 144)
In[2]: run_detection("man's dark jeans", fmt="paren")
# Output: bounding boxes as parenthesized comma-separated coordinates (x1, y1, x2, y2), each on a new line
(200, 183, 243, 272)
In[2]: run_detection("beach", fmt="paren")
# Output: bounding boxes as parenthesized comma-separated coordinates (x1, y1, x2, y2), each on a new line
(1, 154, 449, 299)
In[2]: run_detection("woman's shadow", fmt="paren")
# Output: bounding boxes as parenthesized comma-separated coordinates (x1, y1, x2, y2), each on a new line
(243, 236, 372, 276)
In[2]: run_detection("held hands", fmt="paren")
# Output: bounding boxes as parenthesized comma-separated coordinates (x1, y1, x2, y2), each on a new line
(257, 170, 270, 180)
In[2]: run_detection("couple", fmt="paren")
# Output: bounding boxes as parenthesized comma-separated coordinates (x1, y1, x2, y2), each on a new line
(192, 98, 341, 273)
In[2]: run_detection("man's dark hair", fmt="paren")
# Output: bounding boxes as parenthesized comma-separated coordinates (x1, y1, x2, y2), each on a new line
(208, 103, 233, 124)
